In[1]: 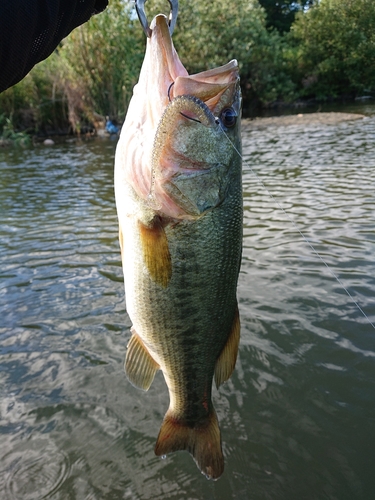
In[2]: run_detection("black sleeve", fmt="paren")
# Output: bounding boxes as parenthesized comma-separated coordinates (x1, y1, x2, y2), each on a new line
(0, 0, 108, 93)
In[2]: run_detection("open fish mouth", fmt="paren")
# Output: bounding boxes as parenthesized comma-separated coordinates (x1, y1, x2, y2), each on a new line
(142, 14, 239, 117)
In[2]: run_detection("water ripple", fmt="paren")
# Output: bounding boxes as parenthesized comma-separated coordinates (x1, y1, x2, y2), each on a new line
(2, 441, 70, 500)
(1, 117, 375, 498)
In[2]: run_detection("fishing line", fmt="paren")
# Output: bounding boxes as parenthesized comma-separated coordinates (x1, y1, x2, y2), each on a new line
(218, 123, 375, 330)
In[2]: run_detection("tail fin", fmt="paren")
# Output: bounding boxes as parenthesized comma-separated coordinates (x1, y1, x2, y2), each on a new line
(154, 409, 224, 480)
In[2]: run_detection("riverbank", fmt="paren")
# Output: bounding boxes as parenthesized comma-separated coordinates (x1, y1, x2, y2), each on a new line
(0, 110, 369, 147)
(243, 111, 365, 130)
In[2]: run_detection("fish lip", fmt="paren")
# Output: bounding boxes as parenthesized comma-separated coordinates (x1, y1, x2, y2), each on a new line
(148, 15, 240, 115)
(149, 14, 188, 91)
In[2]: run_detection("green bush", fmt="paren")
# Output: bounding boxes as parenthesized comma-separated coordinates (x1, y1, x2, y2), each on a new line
(290, 0, 375, 98)
(6, 0, 374, 131)
(57, 0, 145, 128)
(0, 56, 67, 133)
(0, 114, 31, 147)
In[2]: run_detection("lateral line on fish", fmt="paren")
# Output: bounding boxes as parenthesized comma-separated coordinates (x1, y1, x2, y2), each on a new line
(218, 124, 375, 331)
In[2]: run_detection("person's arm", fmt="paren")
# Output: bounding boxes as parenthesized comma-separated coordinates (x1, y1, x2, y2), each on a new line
(0, 0, 108, 93)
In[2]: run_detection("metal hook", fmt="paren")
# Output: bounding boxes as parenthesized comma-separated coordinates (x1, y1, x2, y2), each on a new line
(135, 0, 178, 38)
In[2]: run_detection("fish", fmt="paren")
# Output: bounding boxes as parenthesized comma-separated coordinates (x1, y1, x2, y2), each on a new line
(114, 14, 242, 479)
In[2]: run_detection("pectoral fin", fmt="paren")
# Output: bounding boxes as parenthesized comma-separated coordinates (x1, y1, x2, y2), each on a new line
(139, 217, 172, 288)
(214, 304, 240, 388)
(125, 329, 160, 391)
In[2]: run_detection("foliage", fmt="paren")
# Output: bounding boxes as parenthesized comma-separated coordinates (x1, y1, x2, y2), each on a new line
(0, 114, 31, 147)
(290, 0, 375, 98)
(2, 0, 375, 133)
(57, 0, 145, 129)
(258, 1, 317, 33)
(46, 0, 297, 126)
(0, 56, 67, 133)
(0, 0, 146, 134)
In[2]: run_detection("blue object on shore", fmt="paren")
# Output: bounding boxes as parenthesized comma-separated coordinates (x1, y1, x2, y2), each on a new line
(105, 118, 119, 135)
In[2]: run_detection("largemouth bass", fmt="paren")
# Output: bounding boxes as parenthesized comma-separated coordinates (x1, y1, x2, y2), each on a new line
(114, 14, 242, 479)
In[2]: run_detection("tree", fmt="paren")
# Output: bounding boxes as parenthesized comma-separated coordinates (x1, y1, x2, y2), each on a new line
(58, 0, 145, 124)
(258, 0, 315, 33)
(61, 0, 296, 115)
(290, 0, 375, 98)
(0, 0, 299, 132)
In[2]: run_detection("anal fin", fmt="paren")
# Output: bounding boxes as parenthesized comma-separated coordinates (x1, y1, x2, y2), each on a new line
(138, 217, 172, 288)
(214, 304, 240, 388)
(125, 329, 160, 391)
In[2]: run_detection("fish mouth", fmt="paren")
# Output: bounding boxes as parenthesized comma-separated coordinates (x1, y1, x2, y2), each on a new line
(148, 14, 240, 122)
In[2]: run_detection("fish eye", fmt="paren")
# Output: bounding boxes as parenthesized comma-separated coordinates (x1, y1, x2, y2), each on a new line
(220, 107, 237, 128)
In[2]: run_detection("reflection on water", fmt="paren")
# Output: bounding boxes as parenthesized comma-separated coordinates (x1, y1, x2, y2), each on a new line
(0, 113, 375, 499)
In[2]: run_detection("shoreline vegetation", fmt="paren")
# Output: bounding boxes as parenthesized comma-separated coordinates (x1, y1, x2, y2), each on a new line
(1, 0, 375, 145)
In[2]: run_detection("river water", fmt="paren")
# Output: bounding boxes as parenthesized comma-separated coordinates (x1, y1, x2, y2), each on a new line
(0, 110, 374, 499)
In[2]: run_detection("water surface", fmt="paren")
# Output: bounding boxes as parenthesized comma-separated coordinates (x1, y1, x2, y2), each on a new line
(0, 113, 374, 499)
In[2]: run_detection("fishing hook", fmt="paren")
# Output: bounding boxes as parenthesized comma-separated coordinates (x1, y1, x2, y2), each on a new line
(135, 0, 178, 38)
(167, 82, 174, 102)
